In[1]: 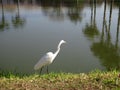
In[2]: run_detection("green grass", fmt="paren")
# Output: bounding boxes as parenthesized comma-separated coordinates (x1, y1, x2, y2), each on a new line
(0, 70, 120, 90)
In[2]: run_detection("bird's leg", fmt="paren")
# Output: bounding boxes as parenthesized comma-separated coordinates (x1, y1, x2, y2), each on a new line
(47, 66, 49, 74)
(40, 67, 43, 74)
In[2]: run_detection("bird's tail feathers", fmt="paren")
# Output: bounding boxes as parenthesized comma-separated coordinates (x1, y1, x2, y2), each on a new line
(34, 64, 42, 70)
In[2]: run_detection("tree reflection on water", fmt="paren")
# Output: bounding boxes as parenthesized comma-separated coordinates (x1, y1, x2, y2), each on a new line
(83, 0, 99, 39)
(90, 0, 120, 70)
(0, 0, 9, 31)
(12, 0, 26, 28)
(0, 0, 26, 31)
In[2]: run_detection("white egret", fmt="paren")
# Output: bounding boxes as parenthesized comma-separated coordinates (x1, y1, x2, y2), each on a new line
(34, 40, 66, 73)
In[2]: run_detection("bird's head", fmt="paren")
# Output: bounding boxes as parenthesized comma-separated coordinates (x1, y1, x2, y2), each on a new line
(61, 40, 66, 44)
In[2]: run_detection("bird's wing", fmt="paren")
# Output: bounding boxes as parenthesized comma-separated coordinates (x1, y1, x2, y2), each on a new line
(34, 52, 53, 70)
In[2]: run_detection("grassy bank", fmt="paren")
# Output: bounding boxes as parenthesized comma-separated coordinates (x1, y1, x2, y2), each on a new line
(0, 70, 120, 90)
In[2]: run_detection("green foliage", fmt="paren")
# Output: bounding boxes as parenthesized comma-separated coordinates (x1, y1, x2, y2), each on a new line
(0, 69, 28, 78)
(0, 70, 120, 89)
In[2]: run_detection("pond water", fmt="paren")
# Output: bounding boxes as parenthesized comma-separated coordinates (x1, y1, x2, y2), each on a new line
(0, 0, 120, 74)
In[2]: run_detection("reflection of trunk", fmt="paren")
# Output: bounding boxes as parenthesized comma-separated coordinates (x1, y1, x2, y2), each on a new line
(108, 0, 113, 31)
(107, 0, 113, 45)
(0, 1, 9, 30)
(102, 0, 107, 38)
(31, 0, 36, 5)
(7, 0, 9, 4)
(0, 0, 6, 30)
(90, 0, 96, 26)
(1, 0, 4, 17)
(12, 0, 25, 29)
(90, 0, 93, 25)
(104, 0, 108, 32)
(93, 0, 96, 26)
(115, 6, 120, 49)
(17, 0, 20, 17)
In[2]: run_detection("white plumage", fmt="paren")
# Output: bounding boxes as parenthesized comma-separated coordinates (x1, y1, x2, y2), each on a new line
(34, 52, 54, 70)
(34, 40, 66, 72)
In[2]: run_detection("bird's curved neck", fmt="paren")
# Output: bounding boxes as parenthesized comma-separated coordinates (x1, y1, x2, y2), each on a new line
(54, 41, 63, 56)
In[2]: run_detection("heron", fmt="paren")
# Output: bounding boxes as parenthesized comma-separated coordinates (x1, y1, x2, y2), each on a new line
(34, 40, 66, 74)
